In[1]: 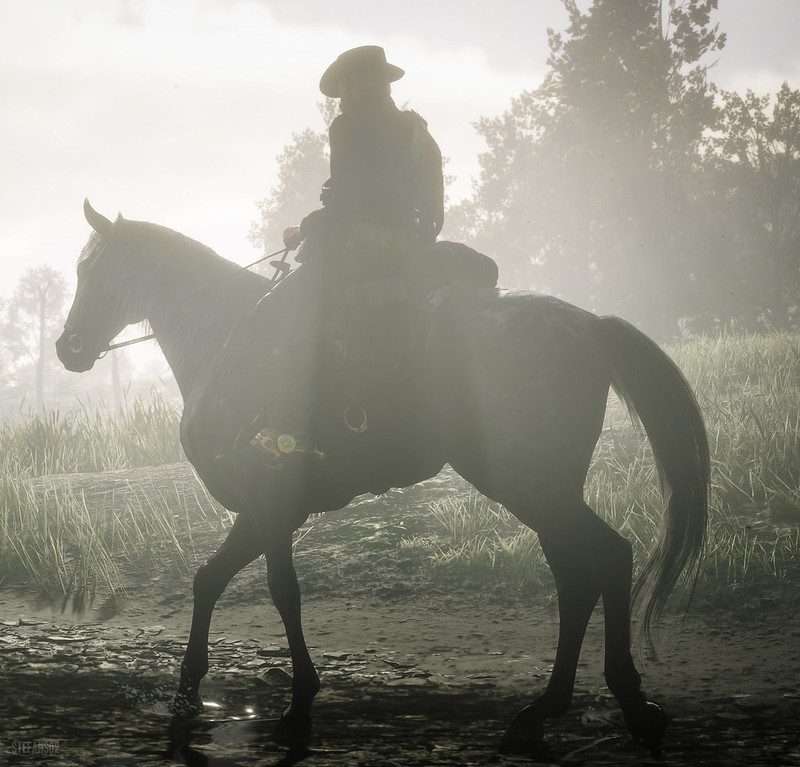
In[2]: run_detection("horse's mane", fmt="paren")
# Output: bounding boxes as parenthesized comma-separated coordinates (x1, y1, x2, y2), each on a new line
(118, 218, 240, 270)
(101, 217, 269, 381)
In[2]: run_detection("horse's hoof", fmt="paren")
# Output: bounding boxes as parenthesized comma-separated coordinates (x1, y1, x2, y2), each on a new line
(624, 700, 669, 757)
(500, 705, 548, 756)
(171, 692, 204, 719)
(273, 710, 312, 748)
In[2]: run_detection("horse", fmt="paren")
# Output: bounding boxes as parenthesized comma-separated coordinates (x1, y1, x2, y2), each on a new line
(56, 200, 709, 756)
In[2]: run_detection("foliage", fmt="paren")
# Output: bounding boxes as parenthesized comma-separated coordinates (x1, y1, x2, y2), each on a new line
(2, 265, 69, 412)
(0, 264, 150, 417)
(246, 2, 800, 335)
(694, 83, 800, 331)
(3, 333, 800, 602)
(422, 493, 549, 590)
(447, 0, 800, 335)
(451, 0, 725, 337)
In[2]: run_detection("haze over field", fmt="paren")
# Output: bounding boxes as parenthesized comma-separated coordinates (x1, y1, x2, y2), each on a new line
(2, 0, 799, 291)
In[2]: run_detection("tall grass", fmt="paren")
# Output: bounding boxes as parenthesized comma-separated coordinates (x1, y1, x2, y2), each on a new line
(420, 492, 548, 590)
(0, 392, 230, 604)
(4, 334, 800, 602)
(420, 332, 800, 589)
(0, 390, 184, 477)
(0, 480, 225, 604)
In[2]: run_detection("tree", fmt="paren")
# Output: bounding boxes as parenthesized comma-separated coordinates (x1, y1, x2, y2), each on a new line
(699, 83, 800, 329)
(4, 265, 68, 412)
(455, 0, 725, 336)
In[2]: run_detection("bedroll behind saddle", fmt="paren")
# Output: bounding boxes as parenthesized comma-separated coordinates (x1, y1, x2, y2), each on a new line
(340, 221, 498, 308)
(413, 240, 498, 293)
(334, 237, 498, 372)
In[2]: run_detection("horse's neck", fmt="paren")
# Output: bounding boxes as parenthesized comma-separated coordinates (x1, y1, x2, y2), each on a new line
(141, 248, 267, 399)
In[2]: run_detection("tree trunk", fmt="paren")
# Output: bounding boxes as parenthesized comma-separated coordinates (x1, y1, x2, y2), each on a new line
(36, 300, 46, 412)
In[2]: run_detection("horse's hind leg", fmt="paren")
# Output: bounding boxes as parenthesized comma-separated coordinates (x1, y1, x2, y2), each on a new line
(501, 488, 664, 753)
(265, 534, 320, 744)
(174, 514, 263, 716)
(499, 491, 599, 751)
(600, 528, 668, 753)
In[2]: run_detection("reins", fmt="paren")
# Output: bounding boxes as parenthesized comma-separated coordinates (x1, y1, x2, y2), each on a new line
(102, 246, 291, 352)
(105, 333, 157, 351)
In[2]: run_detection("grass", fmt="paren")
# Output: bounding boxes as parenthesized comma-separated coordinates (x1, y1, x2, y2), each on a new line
(410, 492, 549, 590)
(0, 392, 230, 605)
(3, 333, 800, 603)
(410, 332, 800, 590)
(0, 389, 185, 477)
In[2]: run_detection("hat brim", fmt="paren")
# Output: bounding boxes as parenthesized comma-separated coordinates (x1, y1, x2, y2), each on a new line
(319, 61, 405, 98)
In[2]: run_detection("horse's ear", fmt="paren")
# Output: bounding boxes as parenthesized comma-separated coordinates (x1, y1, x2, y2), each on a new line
(83, 198, 113, 237)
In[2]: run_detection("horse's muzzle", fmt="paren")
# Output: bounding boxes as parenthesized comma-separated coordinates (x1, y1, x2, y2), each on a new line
(55, 329, 98, 372)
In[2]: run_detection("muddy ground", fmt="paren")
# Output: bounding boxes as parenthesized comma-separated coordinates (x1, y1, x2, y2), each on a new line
(1, 464, 800, 766)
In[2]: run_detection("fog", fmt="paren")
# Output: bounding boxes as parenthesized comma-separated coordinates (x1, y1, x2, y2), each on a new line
(2, 0, 798, 292)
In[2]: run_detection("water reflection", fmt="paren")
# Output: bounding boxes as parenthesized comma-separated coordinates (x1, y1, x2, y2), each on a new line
(0, 665, 310, 766)
(166, 713, 311, 766)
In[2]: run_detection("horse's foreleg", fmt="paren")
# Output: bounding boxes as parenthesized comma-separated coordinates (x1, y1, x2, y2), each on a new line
(174, 514, 263, 716)
(266, 535, 319, 744)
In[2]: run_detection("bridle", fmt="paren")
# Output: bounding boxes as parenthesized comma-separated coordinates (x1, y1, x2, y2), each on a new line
(63, 245, 291, 358)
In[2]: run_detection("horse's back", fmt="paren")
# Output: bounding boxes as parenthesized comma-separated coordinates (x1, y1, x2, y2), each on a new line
(436, 288, 611, 401)
(434, 289, 613, 498)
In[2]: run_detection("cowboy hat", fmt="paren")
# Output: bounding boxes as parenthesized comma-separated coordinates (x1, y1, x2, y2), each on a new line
(319, 46, 404, 97)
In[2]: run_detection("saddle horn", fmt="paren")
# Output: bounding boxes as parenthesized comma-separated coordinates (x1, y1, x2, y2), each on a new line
(83, 198, 113, 237)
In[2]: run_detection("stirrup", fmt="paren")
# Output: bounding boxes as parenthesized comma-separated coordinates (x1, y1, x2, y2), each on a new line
(344, 406, 368, 433)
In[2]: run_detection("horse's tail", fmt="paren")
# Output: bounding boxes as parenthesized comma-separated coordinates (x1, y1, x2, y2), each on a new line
(596, 316, 710, 642)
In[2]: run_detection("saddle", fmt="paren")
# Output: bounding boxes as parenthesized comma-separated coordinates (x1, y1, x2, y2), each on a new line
(237, 237, 498, 465)
(333, 237, 498, 382)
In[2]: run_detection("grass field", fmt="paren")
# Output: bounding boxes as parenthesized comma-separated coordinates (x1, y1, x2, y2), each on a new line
(1, 333, 799, 601)
(420, 332, 800, 589)
(0, 391, 230, 603)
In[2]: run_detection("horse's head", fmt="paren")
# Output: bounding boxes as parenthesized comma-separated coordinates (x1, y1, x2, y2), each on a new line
(56, 200, 144, 372)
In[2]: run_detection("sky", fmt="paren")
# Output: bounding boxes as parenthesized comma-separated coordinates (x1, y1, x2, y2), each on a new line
(1, 0, 800, 322)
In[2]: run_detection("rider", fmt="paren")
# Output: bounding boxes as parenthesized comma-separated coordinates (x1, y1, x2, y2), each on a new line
(282, 45, 445, 308)
(246, 47, 494, 449)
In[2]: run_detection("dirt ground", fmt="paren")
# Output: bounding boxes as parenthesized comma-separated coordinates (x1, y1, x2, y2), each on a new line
(1, 465, 800, 766)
